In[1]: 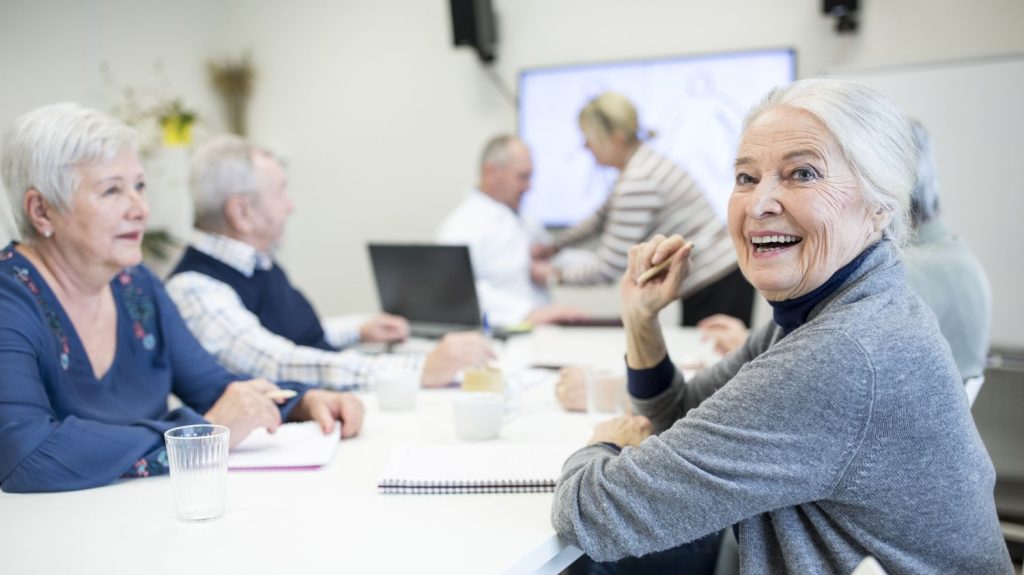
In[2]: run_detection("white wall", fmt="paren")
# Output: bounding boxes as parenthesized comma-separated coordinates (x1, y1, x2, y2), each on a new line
(3, 0, 1023, 326)
(217, 0, 512, 313)
(0, 0, 230, 247)
(217, 0, 1024, 322)
(834, 56, 1024, 348)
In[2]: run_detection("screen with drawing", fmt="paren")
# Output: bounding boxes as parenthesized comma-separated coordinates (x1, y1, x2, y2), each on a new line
(517, 48, 796, 227)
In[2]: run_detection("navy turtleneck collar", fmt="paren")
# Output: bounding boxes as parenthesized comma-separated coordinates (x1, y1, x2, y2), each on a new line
(769, 241, 882, 333)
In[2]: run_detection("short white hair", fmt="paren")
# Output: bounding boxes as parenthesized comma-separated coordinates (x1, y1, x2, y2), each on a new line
(479, 134, 521, 172)
(189, 134, 261, 233)
(908, 119, 940, 228)
(744, 79, 917, 247)
(1, 102, 137, 240)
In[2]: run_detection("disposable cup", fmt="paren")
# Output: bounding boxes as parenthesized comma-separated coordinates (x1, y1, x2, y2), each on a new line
(453, 392, 504, 440)
(585, 367, 628, 422)
(375, 369, 419, 411)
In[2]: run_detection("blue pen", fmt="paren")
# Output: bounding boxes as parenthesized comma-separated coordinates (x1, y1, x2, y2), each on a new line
(481, 312, 493, 341)
(481, 312, 499, 369)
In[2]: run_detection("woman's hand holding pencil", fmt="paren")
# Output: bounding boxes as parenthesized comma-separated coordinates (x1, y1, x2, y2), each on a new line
(621, 235, 694, 324)
(635, 240, 695, 286)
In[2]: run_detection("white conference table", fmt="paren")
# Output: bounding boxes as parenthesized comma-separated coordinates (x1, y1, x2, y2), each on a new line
(0, 326, 714, 575)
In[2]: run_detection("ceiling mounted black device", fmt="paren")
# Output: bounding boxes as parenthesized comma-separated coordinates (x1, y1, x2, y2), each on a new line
(450, 0, 497, 64)
(823, 0, 859, 34)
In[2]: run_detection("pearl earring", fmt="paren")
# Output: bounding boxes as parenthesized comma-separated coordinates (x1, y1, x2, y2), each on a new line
(43, 229, 53, 238)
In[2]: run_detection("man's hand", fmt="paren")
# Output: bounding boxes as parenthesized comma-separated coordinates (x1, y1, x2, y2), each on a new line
(530, 260, 558, 287)
(360, 313, 410, 344)
(526, 304, 589, 326)
(421, 332, 496, 388)
(288, 389, 364, 438)
(531, 242, 558, 260)
(697, 314, 749, 355)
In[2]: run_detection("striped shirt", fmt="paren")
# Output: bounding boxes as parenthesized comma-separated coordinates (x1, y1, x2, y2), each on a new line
(552, 144, 737, 297)
(165, 231, 423, 390)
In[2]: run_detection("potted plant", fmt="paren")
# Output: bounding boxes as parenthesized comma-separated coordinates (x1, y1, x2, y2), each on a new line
(158, 99, 198, 147)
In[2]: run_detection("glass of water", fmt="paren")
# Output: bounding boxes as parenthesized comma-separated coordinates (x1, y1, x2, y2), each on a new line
(164, 424, 230, 522)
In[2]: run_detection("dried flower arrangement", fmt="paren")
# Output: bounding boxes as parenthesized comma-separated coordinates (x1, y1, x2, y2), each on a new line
(208, 53, 255, 136)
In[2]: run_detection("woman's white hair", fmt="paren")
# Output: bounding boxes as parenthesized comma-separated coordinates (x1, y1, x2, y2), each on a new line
(1, 102, 137, 240)
(189, 134, 261, 233)
(743, 78, 917, 247)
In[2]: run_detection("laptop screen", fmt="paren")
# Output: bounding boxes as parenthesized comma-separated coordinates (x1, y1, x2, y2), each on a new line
(367, 244, 482, 329)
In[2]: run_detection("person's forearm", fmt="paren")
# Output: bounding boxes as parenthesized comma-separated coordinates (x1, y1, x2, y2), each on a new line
(624, 312, 667, 369)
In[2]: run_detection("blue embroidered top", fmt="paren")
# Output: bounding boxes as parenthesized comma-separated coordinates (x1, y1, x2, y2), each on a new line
(0, 243, 306, 493)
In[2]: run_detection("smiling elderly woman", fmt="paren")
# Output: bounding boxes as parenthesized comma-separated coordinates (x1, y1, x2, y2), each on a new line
(0, 103, 363, 493)
(551, 80, 1012, 573)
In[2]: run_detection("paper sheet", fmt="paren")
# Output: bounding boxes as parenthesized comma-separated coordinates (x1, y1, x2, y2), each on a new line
(228, 421, 340, 470)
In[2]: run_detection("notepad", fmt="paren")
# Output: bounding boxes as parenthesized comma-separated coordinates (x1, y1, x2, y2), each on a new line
(378, 443, 579, 494)
(228, 421, 339, 471)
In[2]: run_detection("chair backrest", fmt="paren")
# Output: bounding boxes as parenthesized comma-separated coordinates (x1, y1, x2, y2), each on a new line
(964, 375, 986, 408)
(851, 556, 888, 575)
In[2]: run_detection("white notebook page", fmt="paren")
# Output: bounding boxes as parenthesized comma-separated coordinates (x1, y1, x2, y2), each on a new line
(379, 443, 579, 487)
(228, 421, 339, 470)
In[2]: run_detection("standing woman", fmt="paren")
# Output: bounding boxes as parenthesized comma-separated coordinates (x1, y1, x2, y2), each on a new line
(531, 91, 752, 326)
(551, 80, 1011, 573)
(0, 103, 363, 493)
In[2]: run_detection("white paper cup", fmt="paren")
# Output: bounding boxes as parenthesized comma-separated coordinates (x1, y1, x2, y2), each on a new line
(164, 424, 230, 522)
(452, 391, 504, 440)
(375, 369, 419, 411)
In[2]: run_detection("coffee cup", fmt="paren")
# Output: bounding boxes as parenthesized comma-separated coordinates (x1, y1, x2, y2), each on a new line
(375, 368, 419, 411)
(461, 365, 504, 394)
(452, 391, 504, 440)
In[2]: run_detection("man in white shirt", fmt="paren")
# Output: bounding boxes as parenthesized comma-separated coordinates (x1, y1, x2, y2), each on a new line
(437, 134, 585, 326)
(166, 135, 494, 390)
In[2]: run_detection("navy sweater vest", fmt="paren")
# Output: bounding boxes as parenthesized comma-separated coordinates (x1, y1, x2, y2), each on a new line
(170, 247, 336, 351)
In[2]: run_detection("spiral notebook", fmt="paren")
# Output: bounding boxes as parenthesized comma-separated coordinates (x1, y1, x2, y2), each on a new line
(378, 443, 578, 494)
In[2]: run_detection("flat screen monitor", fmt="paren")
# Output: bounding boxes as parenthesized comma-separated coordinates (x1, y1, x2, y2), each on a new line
(517, 48, 796, 227)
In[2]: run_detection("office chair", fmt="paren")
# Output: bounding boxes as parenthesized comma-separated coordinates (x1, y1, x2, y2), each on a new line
(712, 528, 739, 575)
(851, 556, 888, 575)
(964, 375, 986, 408)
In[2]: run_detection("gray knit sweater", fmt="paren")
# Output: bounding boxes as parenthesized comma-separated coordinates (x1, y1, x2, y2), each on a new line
(551, 242, 1012, 574)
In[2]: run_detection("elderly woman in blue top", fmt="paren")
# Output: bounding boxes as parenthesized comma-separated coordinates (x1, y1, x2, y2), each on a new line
(0, 103, 364, 493)
(551, 80, 1012, 574)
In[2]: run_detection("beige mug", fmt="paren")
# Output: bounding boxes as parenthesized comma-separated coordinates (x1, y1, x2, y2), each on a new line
(461, 365, 504, 394)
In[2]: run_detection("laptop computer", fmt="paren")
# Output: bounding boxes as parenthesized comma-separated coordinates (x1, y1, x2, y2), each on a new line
(368, 243, 483, 338)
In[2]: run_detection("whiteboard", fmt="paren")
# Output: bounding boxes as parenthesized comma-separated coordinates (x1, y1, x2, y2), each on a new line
(834, 55, 1024, 349)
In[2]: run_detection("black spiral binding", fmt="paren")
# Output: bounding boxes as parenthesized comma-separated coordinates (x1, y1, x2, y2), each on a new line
(378, 477, 556, 495)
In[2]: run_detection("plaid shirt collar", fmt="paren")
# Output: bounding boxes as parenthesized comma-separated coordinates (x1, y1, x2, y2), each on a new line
(191, 231, 274, 278)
